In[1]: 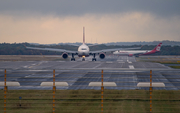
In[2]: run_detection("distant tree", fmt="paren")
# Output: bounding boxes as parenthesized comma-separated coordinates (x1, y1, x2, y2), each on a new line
(0, 42, 180, 55)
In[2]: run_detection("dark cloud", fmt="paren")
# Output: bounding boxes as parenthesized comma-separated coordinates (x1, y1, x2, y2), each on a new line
(0, 0, 180, 17)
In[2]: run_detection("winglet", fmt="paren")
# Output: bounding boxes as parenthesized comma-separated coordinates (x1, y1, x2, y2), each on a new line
(83, 27, 85, 44)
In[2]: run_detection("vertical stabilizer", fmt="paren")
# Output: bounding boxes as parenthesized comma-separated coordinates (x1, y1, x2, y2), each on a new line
(152, 43, 162, 52)
(83, 27, 85, 44)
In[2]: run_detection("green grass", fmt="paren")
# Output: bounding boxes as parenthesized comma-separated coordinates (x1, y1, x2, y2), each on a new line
(1, 90, 180, 113)
(170, 66, 180, 69)
(153, 61, 180, 64)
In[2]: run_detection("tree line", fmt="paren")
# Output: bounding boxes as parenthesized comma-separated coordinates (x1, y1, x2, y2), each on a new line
(0, 43, 180, 55)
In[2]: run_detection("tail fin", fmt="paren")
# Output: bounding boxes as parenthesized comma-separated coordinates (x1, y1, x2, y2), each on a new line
(83, 27, 85, 44)
(152, 43, 162, 52)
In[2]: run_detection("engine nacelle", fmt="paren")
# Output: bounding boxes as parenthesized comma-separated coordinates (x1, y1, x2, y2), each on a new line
(62, 52, 68, 59)
(99, 53, 106, 59)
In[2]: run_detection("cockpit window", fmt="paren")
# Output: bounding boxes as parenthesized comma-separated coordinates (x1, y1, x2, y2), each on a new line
(81, 48, 87, 50)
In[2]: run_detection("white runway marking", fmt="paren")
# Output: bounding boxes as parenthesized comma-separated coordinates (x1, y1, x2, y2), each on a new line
(129, 65, 135, 69)
(25, 75, 32, 78)
(57, 61, 65, 62)
(117, 60, 123, 61)
(95, 61, 101, 63)
(106, 62, 113, 63)
(127, 59, 132, 63)
(23, 66, 28, 68)
(28, 62, 43, 68)
(118, 62, 125, 63)
(93, 63, 102, 68)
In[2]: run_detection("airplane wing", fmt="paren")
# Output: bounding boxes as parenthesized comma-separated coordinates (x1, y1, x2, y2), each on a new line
(90, 46, 142, 54)
(26, 46, 77, 54)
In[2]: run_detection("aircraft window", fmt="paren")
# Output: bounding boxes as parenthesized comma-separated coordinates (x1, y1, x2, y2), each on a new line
(81, 48, 87, 50)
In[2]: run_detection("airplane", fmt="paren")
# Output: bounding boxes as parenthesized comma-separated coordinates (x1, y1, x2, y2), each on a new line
(113, 43, 162, 57)
(26, 27, 142, 61)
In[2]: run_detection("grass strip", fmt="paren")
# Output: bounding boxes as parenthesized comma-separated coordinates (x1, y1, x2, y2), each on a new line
(0, 90, 180, 113)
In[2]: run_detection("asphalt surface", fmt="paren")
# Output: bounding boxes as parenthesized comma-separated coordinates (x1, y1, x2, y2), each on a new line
(0, 56, 179, 90)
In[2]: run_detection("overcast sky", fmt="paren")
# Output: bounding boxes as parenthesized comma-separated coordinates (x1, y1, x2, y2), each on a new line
(0, 0, 180, 44)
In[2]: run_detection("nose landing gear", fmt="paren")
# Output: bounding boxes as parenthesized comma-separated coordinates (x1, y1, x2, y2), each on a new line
(82, 56, 85, 61)
(92, 58, 96, 61)
(92, 53, 96, 61)
(71, 54, 75, 61)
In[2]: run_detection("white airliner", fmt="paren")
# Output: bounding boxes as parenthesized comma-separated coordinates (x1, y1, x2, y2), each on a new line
(26, 27, 142, 61)
(113, 43, 162, 57)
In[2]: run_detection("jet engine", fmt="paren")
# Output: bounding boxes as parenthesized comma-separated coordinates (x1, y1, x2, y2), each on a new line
(62, 52, 68, 59)
(99, 53, 105, 59)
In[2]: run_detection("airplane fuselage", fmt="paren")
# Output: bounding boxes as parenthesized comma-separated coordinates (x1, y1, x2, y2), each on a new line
(78, 43, 90, 57)
(113, 50, 151, 55)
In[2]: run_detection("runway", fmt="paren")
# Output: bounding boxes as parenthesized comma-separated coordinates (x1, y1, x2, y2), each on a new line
(0, 55, 169, 70)
(0, 56, 179, 90)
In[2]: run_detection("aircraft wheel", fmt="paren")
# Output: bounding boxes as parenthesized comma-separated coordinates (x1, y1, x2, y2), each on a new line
(71, 58, 75, 61)
(92, 58, 96, 61)
(82, 58, 85, 61)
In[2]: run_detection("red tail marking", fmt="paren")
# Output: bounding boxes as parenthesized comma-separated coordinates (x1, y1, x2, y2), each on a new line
(141, 43, 162, 55)
(152, 43, 162, 51)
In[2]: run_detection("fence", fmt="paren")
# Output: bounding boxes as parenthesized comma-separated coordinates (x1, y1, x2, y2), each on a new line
(0, 69, 180, 113)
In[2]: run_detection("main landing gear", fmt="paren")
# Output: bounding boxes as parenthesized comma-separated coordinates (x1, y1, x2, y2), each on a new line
(71, 54, 75, 61)
(92, 54, 96, 61)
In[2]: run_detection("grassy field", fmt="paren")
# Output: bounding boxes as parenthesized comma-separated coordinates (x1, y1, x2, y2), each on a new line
(136, 56, 180, 63)
(136, 56, 180, 69)
(1, 90, 180, 113)
(169, 66, 180, 69)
